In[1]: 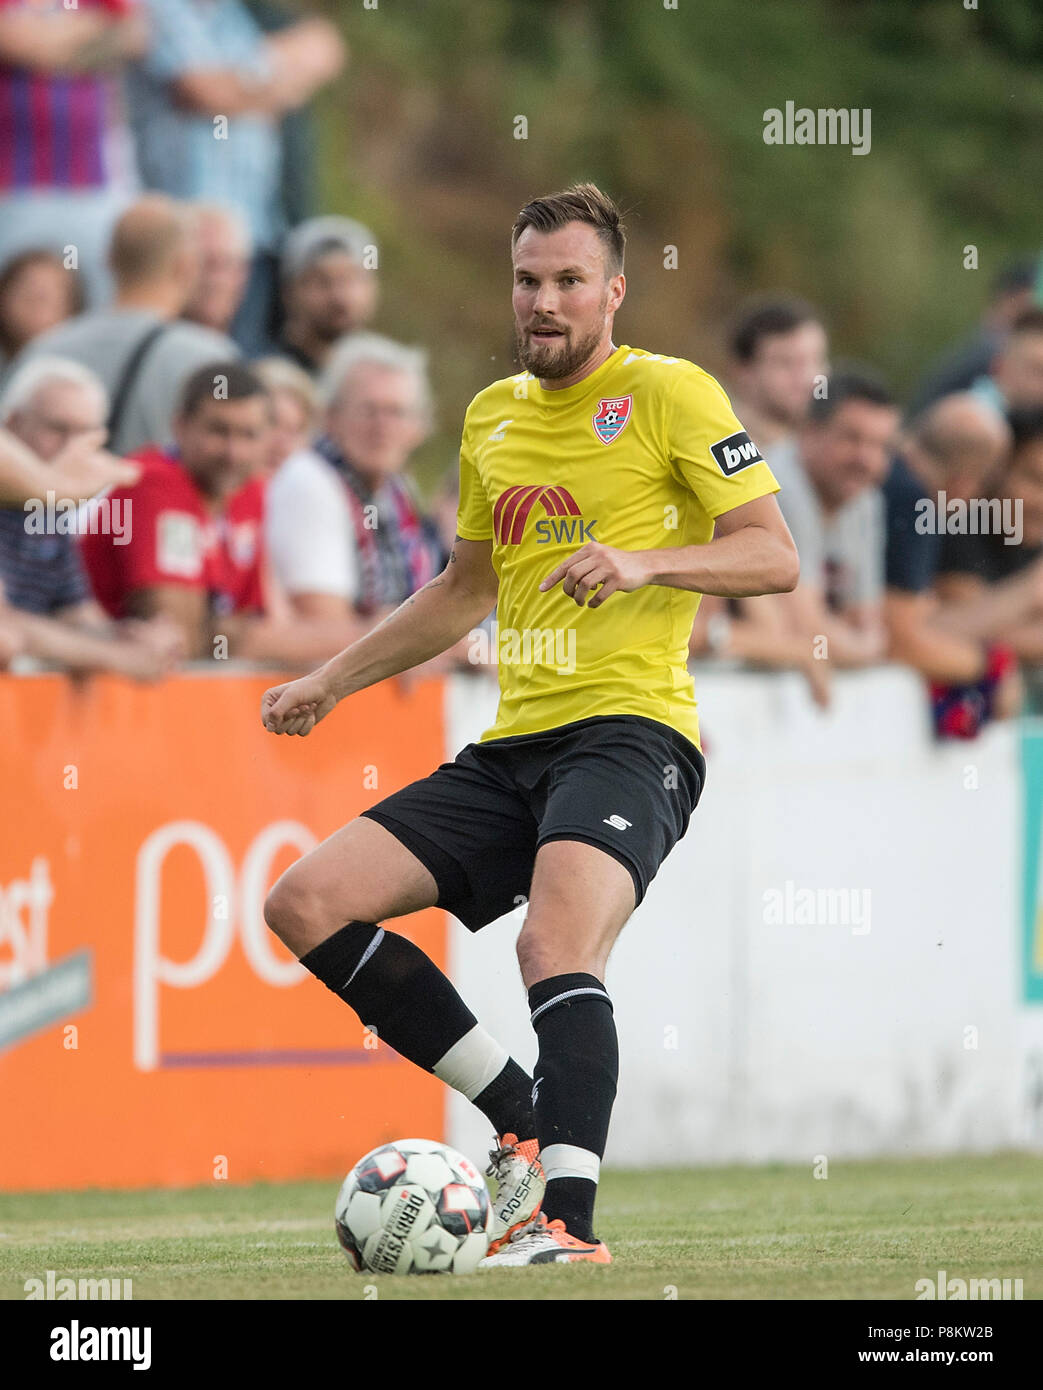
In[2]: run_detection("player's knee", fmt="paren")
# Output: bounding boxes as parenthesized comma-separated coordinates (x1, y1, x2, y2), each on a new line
(264, 872, 330, 954)
(516, 919, 607, 986)
(515, 924, 556, 983)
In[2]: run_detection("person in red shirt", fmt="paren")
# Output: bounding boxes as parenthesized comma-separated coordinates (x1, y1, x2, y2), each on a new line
(83, 360, 266, 651)
(88, 440, 267, 616)
(82, 358, 368, 664)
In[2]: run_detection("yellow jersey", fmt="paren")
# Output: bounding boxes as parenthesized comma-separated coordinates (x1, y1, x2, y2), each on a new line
(455, 343, 780, 751)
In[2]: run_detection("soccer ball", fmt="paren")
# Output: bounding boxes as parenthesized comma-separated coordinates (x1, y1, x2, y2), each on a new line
(335, 1138, 492, 1274)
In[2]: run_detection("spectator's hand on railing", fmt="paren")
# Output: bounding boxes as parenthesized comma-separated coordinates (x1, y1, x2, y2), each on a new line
(110, 616, 185, 682)
(262, 672, 336, 737)
(0, 579, 23, 669)
(800, 654, 832, 710)
(0, 613, 25, 669)
(105, 643, 167, 683)
(994, 660, 1024, 720)
(1023, 555, 1043, 613)
(119, 615, 187, 673)
(48, 431, 140, 505)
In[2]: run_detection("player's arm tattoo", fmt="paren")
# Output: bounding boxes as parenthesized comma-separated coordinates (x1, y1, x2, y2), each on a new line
(405, 576, 444, 606)
(403, 537, 462, 607)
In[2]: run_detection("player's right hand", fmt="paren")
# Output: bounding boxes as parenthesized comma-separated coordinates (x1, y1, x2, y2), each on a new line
(261, 674, 337, 737)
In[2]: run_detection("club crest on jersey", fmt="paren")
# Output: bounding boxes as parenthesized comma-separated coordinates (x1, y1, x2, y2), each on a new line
(592, 394, 633, 444)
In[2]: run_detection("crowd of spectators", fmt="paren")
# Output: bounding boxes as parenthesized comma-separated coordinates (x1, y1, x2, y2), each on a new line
(0, 0, 457, 684)
(0, 0, 1041, 738)
(692, 284, 1043, 733)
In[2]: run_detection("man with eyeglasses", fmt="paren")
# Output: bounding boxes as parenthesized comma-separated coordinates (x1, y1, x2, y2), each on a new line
(0, 355, 183, 678)
(266, 332, 443, 623)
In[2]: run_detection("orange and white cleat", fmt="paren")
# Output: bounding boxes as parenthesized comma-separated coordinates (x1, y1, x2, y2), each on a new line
(478, 1211, 612, 1267)
(485, 1133, 544, 1255)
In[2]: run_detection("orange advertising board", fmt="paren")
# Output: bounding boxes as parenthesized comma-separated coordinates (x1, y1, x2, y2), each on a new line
(0, 671, 449, 1191)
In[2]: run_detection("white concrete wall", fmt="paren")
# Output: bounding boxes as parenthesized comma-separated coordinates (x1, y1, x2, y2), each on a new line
(445, 667, 1030, 1165)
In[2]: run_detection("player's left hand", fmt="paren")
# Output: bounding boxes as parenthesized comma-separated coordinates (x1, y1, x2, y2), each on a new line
(539, 543, 652, 609)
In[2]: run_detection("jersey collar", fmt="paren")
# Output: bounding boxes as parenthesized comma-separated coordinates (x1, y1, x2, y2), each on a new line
(527, 343, 630, 407)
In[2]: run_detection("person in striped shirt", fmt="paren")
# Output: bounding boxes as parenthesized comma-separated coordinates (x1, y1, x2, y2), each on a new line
(0, 0, 144, 305)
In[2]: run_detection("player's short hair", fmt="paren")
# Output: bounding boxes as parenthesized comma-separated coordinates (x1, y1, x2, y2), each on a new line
(1008, 307, 1043, 340)
(807, 364, 895, 424)
(729, 295, 822, 363)
(511, 182, 625, 277)
(177, 361, 268, 419)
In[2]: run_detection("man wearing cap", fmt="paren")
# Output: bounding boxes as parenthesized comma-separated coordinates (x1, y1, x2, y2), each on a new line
(126, 0, 345, 355)
(277, 216, 380, 378)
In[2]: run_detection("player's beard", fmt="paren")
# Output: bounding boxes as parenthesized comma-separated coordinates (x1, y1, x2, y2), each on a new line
(515, 300, 608, 380)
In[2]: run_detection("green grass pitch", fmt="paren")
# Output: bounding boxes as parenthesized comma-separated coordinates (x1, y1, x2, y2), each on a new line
(1, 1153, 1040, 1301)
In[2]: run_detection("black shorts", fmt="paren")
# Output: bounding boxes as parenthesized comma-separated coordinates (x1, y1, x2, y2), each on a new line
(360, 714, 706, 932)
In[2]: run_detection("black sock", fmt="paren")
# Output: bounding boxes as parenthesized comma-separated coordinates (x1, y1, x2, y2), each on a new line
(527, 972, 618, 1244)
(473, 1057, 536, 1142)
(301, 922, 475, 1067)
(300, 923, 533, 1133)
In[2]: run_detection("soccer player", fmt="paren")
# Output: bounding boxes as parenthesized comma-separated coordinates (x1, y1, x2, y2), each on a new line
(261, 184, 799, 1266)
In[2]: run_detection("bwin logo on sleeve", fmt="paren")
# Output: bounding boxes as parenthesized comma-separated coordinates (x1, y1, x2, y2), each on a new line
(710, 431, 765, 476)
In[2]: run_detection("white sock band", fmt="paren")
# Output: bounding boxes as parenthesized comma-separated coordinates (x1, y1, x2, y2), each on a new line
(540, 1143, 601, 1184)
(530, 986, 612, 1026)
(432, 1024, 509, 1101)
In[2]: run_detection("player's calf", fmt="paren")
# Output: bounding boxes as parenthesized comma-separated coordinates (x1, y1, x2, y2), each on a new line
(522, 969, 619, 1245)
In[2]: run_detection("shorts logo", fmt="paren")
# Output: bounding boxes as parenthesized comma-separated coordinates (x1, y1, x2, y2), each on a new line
(592, 395, 633, 444)
(493, 484, 594, 545)
(710, 431, 764, 476)
(602, 814, 632, 830)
